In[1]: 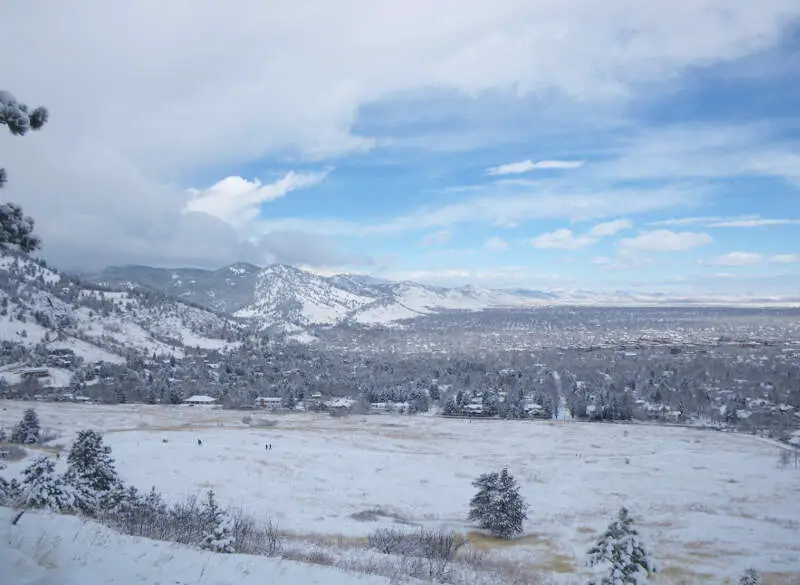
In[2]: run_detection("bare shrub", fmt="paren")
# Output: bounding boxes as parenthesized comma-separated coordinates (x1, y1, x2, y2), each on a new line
(39, 428, 59, 443)
(368, 527, 465, 560)
(98, 488, 281, 556)
(0, 443, 27, 461)
(366, 527, 467, 581)
(283, 547, 335, 566)
(778, 448, 792, 469)
(241, 415, 253, 425)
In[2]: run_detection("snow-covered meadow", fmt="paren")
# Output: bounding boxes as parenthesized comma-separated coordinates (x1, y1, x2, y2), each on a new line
(2, 401, 799, 584)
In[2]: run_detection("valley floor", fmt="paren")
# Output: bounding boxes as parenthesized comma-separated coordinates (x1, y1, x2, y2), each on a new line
(2, 401, 800, 583)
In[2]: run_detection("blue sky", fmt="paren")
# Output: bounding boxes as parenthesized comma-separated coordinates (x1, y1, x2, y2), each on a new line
(187, 24, 800, 293)
(3, 1, 800, 294)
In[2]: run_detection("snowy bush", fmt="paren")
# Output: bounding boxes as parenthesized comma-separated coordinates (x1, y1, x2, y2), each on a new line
(366, 527, 467, 581)
(739, 568, 760, 585)
(0, 475, 22, 505)
(98, 487, 279, 556)
(586, 507, 656, 585)
(10, 408, 40, 444)
(18, 456, 74, 512)
(468, 467, 528, 539)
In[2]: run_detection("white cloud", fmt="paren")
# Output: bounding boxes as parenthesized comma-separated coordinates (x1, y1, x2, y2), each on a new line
(595, 124, 800, 184)
(422, 230, 452, 245)
(2, 0, 798, 269)
(484, 237, 509, 251)
(709, 218, 800, 228)
(486, 159, 584, 175)
(588, 218, 632, 237)
(185, 171, 328, 227)
(618, 230, 712, 252)
(713, 251, 763, 267)
(531, 218, 632, 249)
(651, 216, 800, 228)
(770, 254, 800, 264)
(531, 229, 594, 249)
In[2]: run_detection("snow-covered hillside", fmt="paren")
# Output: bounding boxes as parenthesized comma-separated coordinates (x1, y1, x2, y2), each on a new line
(0, 252, 242, 370)
(1, 508, 390, 585)
(234, 264, 377, 327)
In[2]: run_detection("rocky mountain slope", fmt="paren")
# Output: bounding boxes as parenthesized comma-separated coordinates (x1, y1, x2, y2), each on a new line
(0, 252, 242, 367)
(88, 262, 260, 314)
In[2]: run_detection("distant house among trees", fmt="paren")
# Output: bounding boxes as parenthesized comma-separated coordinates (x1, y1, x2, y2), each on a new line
(183, 395, 217, 406)
(254, 396, 282, 410)
(17, 367, 50, 381)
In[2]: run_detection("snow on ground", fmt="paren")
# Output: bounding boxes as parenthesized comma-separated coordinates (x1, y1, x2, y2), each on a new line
(45, 338, 125, 365)
(1, 508, 391, 585)
(352, 303, 422, 325)
(75, 311, 185, 359)
(0, 313, 48, 346)
(1, 401, 799, 583)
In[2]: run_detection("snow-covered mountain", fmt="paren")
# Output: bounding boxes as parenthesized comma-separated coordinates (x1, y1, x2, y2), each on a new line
(0, 252, 242, 367)
(87, 262, 261, 314)
(88, 262, 800, 333)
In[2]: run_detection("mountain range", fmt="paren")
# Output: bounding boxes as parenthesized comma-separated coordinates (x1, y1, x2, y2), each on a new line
(2, 249, 798, 369)
(86, 262, 800, 333)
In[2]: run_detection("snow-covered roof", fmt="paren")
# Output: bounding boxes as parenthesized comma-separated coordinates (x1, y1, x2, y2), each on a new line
(184, 395, 216, 403)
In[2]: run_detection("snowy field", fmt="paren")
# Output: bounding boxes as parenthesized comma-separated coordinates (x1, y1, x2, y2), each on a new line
(2, 401, 800, 584)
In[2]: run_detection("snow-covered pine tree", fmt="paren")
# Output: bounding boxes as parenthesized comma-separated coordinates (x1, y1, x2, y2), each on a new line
(200, 490, 235, 553)
(586, 507, 656, 585)
(468, 470, 500, 530)
(65, 429, 121, 513)
(11, 408, 41, 444)
(468, 467, 528, 539)
(739, 568, 760, 585)
(0, 90, 47, 252)
(493, 467, 528, 538)
(0, 476, 22, 505)
(19, 456, 74, 512)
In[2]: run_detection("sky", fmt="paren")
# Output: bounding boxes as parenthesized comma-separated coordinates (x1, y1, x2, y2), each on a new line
(1, 1, 799, 295)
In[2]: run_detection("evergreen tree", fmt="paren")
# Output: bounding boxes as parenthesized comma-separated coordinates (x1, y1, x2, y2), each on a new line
(0, 90, 47, 252)
(145, 386, 157, 405)
(65, 429, 121, 513)
(200, 490, 235, 553)
(739, 568, 760, 585)
(19, 456, 74, 512)
(11, 408, 40, 444)
(586, 507, 656, 585)
(468, 467, 528, 539)
(0, 475, 22, 505)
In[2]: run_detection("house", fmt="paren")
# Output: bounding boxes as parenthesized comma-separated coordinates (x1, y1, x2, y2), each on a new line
(369, 402, 389, 413)
(255, 396, 282, 410)
(324, 397, 355, 412)
(183, 395, 217, 406)
(18, 367, 51, 380)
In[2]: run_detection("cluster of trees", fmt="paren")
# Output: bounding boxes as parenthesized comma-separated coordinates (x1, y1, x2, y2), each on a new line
(0, 428, 237, 553)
